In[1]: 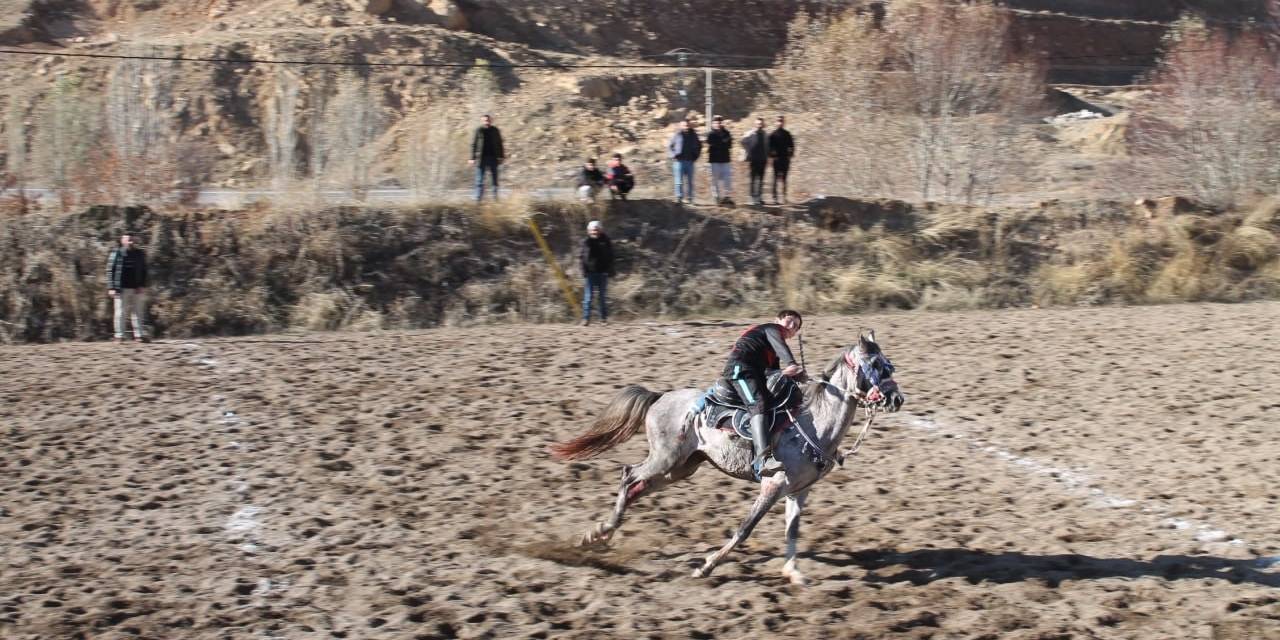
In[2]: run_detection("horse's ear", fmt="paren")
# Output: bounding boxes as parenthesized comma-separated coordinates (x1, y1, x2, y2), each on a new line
(858, 329, 876, 348)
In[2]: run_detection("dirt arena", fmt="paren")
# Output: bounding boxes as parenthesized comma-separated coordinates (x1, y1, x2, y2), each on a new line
(2, 303, 1278, 639)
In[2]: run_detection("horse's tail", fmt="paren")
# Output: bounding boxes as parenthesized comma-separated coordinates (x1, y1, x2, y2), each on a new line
(549, 385, 662, 461)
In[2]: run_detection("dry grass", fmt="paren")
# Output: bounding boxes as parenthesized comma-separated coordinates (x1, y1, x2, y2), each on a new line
(3, 197, 1280, 343)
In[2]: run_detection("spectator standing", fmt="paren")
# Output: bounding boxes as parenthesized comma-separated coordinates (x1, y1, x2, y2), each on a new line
(667, 119, 702, 204)
(741, 117, 770, 205)
(769, 115, 795, 204)
(578, 158, 606, 202)
(469, 114, 505, 202)
(605, 153, 635, 200)
(705, 115, 734, 205)
(580, 220, 615, 326)
(106, 233, 149, 344)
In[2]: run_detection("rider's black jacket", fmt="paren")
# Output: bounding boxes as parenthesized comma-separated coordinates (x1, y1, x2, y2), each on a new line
(722, 323, 797, 379)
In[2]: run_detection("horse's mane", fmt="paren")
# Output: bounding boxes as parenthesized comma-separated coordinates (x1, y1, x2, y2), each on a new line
(802, 347, 851, 400)
(801, 338, 882, 401)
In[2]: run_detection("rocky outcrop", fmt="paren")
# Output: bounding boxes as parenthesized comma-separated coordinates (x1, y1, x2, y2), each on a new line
(346, 0, 393, 15)
(0, 0, 37, 45)
(426, 0, 470, 30)
(1007, 0, 1272, 22)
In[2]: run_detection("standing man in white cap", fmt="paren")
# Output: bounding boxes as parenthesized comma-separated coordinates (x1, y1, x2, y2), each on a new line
(579, 220, 615, 326)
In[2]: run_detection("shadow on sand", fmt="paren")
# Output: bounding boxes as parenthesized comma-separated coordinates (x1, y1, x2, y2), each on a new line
(804, 547, 1280, 588)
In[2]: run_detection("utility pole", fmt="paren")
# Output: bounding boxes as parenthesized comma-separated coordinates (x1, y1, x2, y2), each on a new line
(704, 68, 714, 127)
(677, 50, 689, 112)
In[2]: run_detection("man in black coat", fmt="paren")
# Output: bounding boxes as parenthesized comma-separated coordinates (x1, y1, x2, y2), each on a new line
(470, 114, 505, 201)
(667, 119, 702, 204)
(579, 220, 616, 326)
(706, 115, 734, 204)
(105, 233, 149, 343)
(741, 117, 770, 205)
(769, 115, 795, 204)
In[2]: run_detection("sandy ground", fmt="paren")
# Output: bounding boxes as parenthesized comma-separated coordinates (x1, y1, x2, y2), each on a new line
(2, 302, 1279, 639)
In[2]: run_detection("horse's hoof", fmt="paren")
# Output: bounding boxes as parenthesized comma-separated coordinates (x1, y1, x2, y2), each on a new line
(578, 536, 608, 549)
(692, 567, 706, 578)
(785, 571, 808, 586)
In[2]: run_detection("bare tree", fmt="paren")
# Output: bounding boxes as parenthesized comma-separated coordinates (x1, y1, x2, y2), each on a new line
(464, 61, 499, 121)
(313, 72, 383, 199)
(402, 94, 470, 197)
(104, 49, 177, 204)
(34, 73, 102, 210)
(1126, 18, 1280, 206)
(265, 68, 302, 193)
(3, 88, 32, 207)
(776, 0, 1044, 204)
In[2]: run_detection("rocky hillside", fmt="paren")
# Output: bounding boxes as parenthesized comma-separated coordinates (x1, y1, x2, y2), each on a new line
(0, 0, 1273, 196)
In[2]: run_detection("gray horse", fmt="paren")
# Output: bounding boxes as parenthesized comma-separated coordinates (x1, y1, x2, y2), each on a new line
(551, 331, 905, 584)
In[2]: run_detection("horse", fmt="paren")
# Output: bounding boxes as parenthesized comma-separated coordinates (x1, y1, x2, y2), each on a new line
(550, 330, 905, 584)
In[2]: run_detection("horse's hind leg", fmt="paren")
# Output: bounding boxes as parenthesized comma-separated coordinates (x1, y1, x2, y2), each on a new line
(579, 453, 703, 547)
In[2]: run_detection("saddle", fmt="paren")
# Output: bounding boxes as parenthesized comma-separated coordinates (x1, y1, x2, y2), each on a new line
(690, 371, 804, 441)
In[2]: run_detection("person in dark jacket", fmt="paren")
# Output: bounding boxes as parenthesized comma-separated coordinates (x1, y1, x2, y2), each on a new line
(667, 119, 702, 204)
(769, 115, 795, 204)
(577, 158, 605, 202)
(705, 115, 734, 205)
(105, 233, 149, 343)
(469, 114, 505, 202)
(721, 310, 806, 477)
(579, 220, 616, 326)
(740, 117, 770, 205)
(604, 153, 634, 200)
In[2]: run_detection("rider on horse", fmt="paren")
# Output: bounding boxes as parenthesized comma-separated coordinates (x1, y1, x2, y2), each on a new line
(721, 310, 806, 478)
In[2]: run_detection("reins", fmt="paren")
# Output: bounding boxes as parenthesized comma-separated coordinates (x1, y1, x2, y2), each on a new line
(841, 405, 878, 459)
(813, 361, 881, 468)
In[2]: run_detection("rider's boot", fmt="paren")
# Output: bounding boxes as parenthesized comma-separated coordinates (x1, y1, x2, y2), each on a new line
(749, 414, 781, 479)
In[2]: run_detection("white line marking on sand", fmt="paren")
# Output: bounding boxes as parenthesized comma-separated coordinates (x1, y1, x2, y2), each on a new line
(904, 416, 1265, 553)
(226, 505, 262, 533)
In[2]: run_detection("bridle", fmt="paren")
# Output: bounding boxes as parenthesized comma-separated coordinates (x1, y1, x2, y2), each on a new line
(817, 346, 893, 462)
(817, 347, 890, 407)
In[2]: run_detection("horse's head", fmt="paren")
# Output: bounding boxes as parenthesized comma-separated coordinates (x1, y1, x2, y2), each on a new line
(836, 330, 905, 412)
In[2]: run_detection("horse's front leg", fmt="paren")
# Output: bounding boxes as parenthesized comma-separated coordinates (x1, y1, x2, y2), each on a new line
(781, 491, 809, 585)
(693, 475, 787, 578)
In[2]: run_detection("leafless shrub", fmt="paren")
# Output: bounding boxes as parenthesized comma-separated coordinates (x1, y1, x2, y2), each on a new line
(3, 87, 33, 211)
(33, 73, 102, 211)
(1123, 18, 1280, 207)
(103, 51, 178, 205)
(265, 68, 302, 193)
(776, 0, 1045, 204)
(401, 96, 471, 197)
(311, 72, 384, 199)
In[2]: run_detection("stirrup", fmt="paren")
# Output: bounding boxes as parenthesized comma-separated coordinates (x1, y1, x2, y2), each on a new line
(750, 447, 774, 467)
(752, 457, 782, 480)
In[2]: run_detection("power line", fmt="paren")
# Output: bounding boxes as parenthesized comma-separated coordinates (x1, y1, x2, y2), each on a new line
(0, 45, 1239, 71)
(0, 48, 765, 69)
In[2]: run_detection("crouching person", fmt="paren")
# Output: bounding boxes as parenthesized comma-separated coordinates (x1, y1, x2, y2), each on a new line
(578, 158, 606, 202)
(605, 153, 634, 201)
